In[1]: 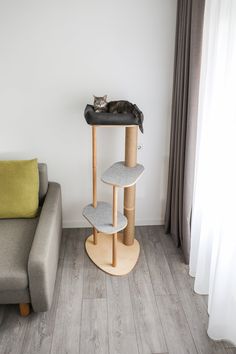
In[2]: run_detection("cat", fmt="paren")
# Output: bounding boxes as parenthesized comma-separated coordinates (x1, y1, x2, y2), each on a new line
(93, 95, 144, 133)
(93, 95, 108, 112)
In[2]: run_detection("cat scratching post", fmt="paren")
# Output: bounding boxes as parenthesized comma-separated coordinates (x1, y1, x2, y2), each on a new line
(83, 114, 144, 276)
(92, 126, 98, 245)
(112, 186, 118, 267)
(124, 126, 137, 246)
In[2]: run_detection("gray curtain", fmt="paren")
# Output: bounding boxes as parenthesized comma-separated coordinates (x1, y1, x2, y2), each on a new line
(165, 0, 205, 263)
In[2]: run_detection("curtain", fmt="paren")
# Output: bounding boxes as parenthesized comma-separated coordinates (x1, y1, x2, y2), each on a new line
(165, 0, 205, 263)
(190, 0, 236, 345)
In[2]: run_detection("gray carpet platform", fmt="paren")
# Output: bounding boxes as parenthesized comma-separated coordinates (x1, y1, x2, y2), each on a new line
(101, 161, 144, 188)
(83, 201, 127, 234)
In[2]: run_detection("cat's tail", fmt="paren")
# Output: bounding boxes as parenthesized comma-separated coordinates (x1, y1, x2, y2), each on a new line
(133, 104, 144, 134)
(139, 111, 144, 134)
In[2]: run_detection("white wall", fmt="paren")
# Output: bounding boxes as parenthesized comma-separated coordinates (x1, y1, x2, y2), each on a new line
(0, 0, 177, 227)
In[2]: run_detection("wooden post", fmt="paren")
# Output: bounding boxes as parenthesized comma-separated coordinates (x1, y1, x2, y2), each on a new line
(92, 126, 97, 245)
(93, 228, 98, 245)
(113, 186, 118, 226)
(112, 186, 118, 267)
(112, 233, 117, 268)
(123, 126, 138, 246)
(19, 303, 30, 317)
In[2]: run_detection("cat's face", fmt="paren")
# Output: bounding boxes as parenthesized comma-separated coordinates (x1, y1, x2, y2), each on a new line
(93, 95, 108, 112)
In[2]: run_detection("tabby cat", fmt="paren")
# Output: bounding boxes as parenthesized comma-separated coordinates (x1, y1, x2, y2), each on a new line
(93, 95, 144, 133)
(93, 95, 108, 113)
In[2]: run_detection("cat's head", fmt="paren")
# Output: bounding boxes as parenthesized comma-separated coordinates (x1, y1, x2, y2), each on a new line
(93, 95, 108, 112)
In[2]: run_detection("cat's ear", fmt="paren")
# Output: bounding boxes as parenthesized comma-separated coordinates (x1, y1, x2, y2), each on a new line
(104, 95, 108, 100)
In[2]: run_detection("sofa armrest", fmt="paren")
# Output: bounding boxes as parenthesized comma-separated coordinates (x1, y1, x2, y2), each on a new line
(28, 182, 62, 312)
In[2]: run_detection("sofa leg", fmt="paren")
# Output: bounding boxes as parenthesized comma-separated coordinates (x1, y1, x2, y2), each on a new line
(19, 303, 30, 317)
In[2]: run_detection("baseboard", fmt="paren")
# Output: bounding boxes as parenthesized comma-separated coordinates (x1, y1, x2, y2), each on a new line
(63, 220, 90, 228)
(63, 219, 164, 229)
(135, 219, 164, 226)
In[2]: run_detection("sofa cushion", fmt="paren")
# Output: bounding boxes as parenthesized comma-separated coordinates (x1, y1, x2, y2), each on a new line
(0, 218, 38, 291)
(0, 159, 39, 218)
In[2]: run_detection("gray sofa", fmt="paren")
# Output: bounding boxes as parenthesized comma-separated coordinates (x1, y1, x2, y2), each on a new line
(0, 163, 62, 315)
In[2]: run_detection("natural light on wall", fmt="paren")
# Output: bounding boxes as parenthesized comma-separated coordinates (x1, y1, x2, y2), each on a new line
(189, 0, 236, 345)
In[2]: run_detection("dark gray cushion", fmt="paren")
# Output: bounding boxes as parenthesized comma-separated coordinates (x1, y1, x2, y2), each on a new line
(0, 218, 38, 291)
(38, 163, 48, 204)
(84, 104, 140, 126)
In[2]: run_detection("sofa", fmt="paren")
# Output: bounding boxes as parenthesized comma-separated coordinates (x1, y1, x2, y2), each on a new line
(0, 163, 62, 316)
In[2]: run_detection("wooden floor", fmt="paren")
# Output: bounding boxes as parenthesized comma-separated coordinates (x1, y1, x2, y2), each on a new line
(0, 226, 235, 354)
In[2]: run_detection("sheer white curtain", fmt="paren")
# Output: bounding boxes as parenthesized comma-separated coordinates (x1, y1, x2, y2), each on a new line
(189, 0, 236, 345)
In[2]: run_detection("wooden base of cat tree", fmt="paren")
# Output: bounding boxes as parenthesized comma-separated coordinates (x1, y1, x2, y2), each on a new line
(83, 124, 144, 276)
(85, 233, 140, 276)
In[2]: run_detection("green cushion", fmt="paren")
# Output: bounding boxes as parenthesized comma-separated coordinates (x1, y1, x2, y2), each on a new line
(0, 159, 39, 218)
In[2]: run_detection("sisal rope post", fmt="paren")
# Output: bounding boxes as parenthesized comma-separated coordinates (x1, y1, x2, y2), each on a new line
(123, 126, 138, 245)
(112, 186, 118, 267)
(92, 126, 97, 245)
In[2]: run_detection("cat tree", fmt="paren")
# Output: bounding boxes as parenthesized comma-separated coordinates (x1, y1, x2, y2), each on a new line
(83, 105, 144, 275)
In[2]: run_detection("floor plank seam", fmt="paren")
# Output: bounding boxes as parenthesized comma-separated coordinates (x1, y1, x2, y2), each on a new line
(105, 275, 110, 354)
(49, 231, 71, 354)
(133, 228, 152, 354)
(141, 228, 178, 297)
(138, 228, 169, 354)
(141, 240, 171, 354)
(78, 229, 86, 354)
(167, 256, 200, 354)
(82, 296, 107, 300)
(127, 273, 141, 354)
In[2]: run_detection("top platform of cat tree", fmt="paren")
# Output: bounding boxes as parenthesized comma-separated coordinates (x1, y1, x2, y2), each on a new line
(84, 105, 140, 127)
